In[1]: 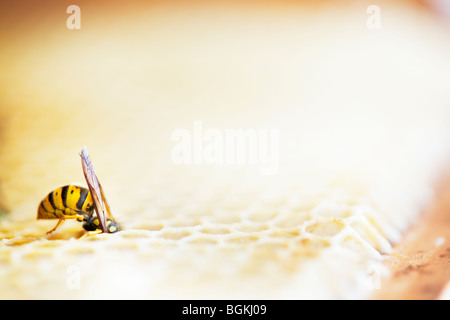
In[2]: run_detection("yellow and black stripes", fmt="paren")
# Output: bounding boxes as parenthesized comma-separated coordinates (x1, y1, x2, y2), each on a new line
(37, 185, 94, 220)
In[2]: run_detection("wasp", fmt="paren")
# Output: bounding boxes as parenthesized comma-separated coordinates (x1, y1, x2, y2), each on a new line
(37, 146, 119, 236)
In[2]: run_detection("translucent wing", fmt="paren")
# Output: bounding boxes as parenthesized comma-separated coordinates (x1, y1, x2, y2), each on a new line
(80, 146, 109, 233)
(99, 180, 114, 221)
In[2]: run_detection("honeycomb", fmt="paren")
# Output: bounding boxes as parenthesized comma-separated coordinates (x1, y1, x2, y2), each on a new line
(0, 152, 430, 299)
(0, 173, 395, 299)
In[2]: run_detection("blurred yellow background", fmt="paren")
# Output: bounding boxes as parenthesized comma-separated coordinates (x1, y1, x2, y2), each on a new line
(1, 0, 449, 219)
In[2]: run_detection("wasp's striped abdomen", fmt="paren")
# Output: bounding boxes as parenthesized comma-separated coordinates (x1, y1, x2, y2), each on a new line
(37, 185, 94, 220)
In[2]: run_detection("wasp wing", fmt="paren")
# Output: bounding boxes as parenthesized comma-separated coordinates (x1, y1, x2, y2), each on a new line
(80, 146, 108, 233)
(98, 180, 115, 221)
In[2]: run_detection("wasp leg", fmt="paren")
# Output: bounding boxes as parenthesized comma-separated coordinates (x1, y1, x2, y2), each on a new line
(78, 229, 103, 240)
(46, 218, 65, 235)
(45, 214, 85, 235)
(74, 214, 85, 222)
